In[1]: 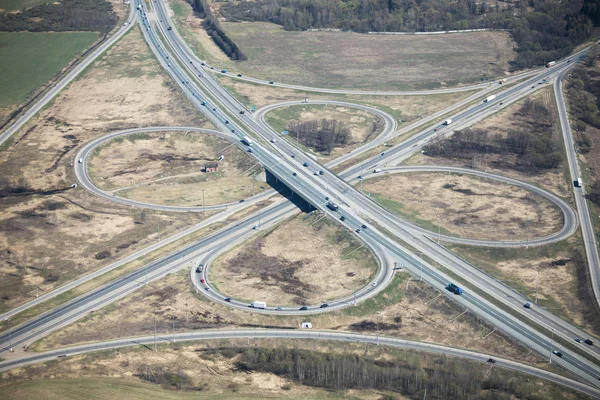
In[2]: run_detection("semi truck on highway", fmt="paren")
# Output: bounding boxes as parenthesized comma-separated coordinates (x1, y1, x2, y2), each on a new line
(575, 177, 582, 187)
(250, 301, 266, 309)
(242, 136, 253, 146)
(327, 201, 339, 211)
(446, 283, 464, 295)
(546, 61, 556, 68)
(484, 95, 496, 102)
(499, 78, 507, 84)
(443, 119, 452, 125)
(373, 169, 382, 173)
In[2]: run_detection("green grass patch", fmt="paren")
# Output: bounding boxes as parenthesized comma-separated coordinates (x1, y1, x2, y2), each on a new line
(0, 31, 99, 108)
(0, 377, 344, 400)
(0, 0, 48, 12)
(339, 272, 408, 318)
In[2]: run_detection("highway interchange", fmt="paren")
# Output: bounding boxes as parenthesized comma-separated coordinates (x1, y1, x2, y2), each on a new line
(0, 0, 600, 396)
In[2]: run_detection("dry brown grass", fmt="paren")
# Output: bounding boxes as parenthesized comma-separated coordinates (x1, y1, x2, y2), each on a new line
(405, 87, 572, 199)
(265, 104, 384, 161)
(448, 234, 600, 334)
(89, 131, 266, 206)
(0, 26, 213, 312)
(363, 172, 563, 241)
(34, 269, 542, 368)
(216, 22, 515, 90)
(218, 74, 477, 124)
(209, 212, 377, 305)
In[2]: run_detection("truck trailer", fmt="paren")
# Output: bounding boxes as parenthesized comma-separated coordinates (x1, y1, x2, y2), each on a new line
(574, 177, 583, 187)
(250, 301, 266, 309)
(546, 61, 556, 68)
(443, 119, 452, 125)
(484, 95, 496, 103)
(241, 136, 253, 146)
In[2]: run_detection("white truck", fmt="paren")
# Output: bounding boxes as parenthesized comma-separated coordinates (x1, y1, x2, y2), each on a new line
(484, 95, 496, 103)
(242, 136, 253, 146)
(373, 169, 382, 173)
(546, 61, 556, 68)
(443, 118, 452, 125)
(575, 177, 583, 187)
(250, 301, 266, 309)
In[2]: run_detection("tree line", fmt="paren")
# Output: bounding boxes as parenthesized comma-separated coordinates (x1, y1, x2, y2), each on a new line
(567, 50, 600, 207)
(220, 0, 598, 70)
(0, 0, 117, 33)
(423, 99, 563, 170)
(288, 118, 350, 154)
(187, 0, 247, 60)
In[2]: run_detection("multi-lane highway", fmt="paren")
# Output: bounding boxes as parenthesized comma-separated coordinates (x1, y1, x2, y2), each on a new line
(142, 0, 600, 384)
(1, 0, 599, 394)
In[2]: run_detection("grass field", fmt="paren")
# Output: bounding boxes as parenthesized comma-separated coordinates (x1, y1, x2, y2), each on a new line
(89, 131, 263, 206)
(0, 32, 98, 108)
(447, 236, 600, 334)
(362, 172, 563, 241)
(218, 22, 514, 90)
(265, 104, 384, 160)
(0, 377, 352, 400)
(209, 212, 378, 305)
(0, 26, 209, 314)
(0, 0, 47, 12)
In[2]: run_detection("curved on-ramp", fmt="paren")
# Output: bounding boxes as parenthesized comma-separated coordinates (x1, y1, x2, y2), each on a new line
(74, 126, 275, 212)
(361, 166, 578, 247)
(189, 225, 393, 315)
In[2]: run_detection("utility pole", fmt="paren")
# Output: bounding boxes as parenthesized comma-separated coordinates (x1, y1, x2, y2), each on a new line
(549, 328, 554, 362)
(535, 270, 540, 304)
(376, 312, 380, 346)
(5, 318, 12, 352)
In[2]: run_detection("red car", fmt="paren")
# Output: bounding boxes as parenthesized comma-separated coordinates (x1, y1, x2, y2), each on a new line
(200, 278, 205, 283)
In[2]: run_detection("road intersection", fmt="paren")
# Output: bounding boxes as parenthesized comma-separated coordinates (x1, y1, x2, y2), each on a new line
(0, 0, 599, 395)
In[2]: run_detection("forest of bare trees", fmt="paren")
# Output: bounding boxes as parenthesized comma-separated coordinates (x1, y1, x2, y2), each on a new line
(423, 99, 563, 170)
(288, 118, 350, 154)
(187, 0, 247, 60)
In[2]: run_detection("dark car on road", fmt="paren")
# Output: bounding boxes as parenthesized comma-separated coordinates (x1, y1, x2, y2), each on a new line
(299, 306, 308, 311)
(320, 303, 329, 308)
